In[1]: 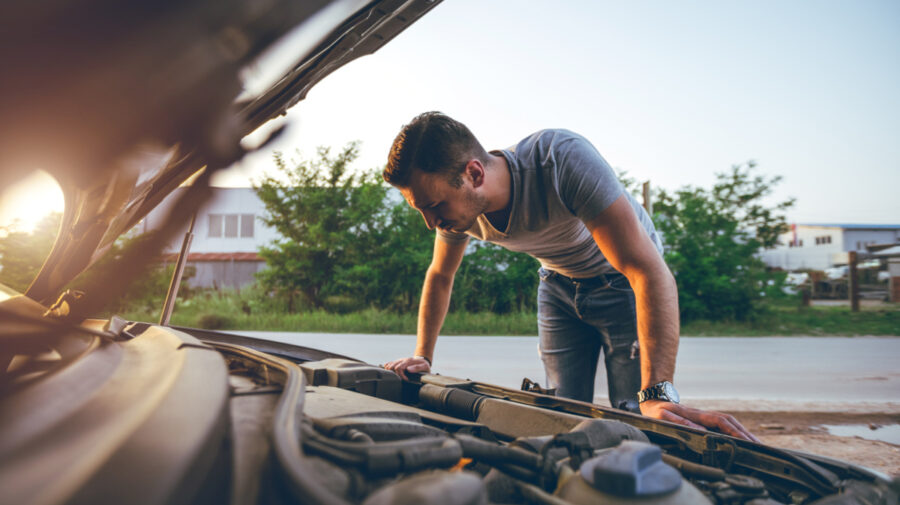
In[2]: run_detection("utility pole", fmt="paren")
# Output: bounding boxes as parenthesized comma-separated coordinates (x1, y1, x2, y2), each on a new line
(642, 181, 652, 214)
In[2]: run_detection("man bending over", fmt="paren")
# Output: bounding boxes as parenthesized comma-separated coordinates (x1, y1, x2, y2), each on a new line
(382, 112, 757, 442)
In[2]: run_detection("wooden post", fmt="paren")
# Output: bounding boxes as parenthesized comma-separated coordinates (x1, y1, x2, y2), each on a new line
(890, 258, 900, 303)
(848, 251, 860, 312)
(642, 181, 652, 214)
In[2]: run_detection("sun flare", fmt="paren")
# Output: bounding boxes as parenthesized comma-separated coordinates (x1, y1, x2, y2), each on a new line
(0, 170, 65, 234)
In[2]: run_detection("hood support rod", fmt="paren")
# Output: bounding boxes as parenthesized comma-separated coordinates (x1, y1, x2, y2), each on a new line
(160, 211, 197, 325)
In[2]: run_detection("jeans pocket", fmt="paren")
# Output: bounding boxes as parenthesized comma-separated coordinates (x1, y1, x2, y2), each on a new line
(605, 273, 633, 293)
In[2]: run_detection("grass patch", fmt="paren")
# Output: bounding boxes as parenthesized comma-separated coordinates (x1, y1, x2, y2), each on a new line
(120, 291, 899, 336)
(121, 306, 539, 335)
(681, 301, 900, 336)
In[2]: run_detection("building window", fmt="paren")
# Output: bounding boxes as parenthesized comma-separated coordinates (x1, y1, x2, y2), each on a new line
(815, 235, 832, 246)
(208, 214, 223, 238)
(224, 214, 239, 238)
(240, 214, 254, 238)
(208, 213, 255, 238)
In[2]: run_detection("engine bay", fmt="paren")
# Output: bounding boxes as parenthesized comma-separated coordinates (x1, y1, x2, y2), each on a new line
(1, 313, 896, 505)
(207, 330, 898, 505)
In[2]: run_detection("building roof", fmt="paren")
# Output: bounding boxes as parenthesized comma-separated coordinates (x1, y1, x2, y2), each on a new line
(797, 223, 900, 230)
(873, 245, 900, 257)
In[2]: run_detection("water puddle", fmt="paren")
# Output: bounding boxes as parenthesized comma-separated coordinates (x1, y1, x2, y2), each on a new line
(821, 424, 900, 445)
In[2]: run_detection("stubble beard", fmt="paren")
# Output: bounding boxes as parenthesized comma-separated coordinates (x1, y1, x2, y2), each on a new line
(448, 187, 490, 233)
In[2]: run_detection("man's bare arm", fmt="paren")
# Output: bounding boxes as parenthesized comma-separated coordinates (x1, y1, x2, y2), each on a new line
(585, 196, 679, 389)
(384, 235, 468, 380)
(586, 195, 759, 442)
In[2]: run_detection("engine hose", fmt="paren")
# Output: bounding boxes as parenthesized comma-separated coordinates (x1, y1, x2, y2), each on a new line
(302, 435, 367, 466)
(363, 438, 463, 476)
(301, 425, 463, 477)
(493, 462, 541, 483)
(455, 434, 542, 470)
(344, 429, 374, 444)
(314, 418, 446, 441)
(303, 426, 449, 455)
(303, 423, 550, 482)
(418, 384, 486, 421)
(208, 342, 353, 505)
(662, 453, 726, 481)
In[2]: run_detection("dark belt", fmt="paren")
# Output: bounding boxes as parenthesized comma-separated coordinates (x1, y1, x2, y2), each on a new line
(541, 268, 623, 286)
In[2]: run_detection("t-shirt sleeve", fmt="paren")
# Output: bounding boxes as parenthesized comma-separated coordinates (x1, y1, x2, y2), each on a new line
(553, 132, 624, 223)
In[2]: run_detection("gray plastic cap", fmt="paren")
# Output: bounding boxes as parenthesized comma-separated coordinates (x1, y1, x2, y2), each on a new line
(580, 440, 682, 497)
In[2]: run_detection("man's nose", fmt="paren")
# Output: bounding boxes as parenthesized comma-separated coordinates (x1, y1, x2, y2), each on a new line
(420, 209, 439, 230)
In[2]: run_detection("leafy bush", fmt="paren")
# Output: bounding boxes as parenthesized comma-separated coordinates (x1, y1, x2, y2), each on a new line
(653, 162, 794, 322)
(451, 241, 539, 314)
(0, 213, 61, 292)
(255, 143, 392, 311)
(196, 313, 234, 329)
(0, 214, 195, 318)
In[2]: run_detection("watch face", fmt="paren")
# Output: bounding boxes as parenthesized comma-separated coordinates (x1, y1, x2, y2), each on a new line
(663, 382, 680, 403)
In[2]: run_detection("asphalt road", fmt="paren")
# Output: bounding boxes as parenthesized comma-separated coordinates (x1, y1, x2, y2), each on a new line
(238, 332, 900, 411)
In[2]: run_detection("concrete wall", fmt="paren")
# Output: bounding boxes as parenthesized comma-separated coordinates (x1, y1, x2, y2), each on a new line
(844, 229, 900, 252)
(185, 260, 266, 290)
(142, 188, 280, 288)
(141, 187, 280, 254)
(760, 226, 843, 270)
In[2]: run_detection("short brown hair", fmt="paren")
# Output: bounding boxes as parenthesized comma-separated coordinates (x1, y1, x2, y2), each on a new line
(383, 112, 488, 188)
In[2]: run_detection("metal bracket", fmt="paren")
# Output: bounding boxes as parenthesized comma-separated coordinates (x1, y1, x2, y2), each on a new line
(521, 377, 557, 396)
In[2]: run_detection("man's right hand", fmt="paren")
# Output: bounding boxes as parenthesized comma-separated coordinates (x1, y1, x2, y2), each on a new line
(383, 356, 431, 381)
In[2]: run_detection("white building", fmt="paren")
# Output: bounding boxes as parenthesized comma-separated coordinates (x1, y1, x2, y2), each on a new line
(141, 188, 280, 288)
(759, 223, 900, 271)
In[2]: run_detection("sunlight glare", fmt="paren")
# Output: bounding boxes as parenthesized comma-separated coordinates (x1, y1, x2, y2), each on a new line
(0, 170, 65, 234)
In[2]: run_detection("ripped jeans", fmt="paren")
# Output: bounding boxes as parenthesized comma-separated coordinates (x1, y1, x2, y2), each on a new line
(537, 267, 641, 409)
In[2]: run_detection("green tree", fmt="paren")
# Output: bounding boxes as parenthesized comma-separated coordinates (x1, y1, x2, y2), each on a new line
(0, 213, 61, 292)
(653, 162, 793, 322)
(0, 213, 190, 315)
(452, 242, 539, 313)
(254, 143, 391, 311)
(67, 232, 195, 315)
(363, 201, 434, 311)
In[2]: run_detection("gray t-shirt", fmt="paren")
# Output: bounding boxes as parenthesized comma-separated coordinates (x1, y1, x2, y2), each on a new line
(437, 129, 662, 278)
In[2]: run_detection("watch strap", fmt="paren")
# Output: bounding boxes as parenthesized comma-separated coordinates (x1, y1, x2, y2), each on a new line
(637, 381, 679, 403)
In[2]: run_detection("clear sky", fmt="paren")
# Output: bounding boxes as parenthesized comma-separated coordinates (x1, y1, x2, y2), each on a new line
(2, 1, 898, 232)
(225, 0, 900, 225)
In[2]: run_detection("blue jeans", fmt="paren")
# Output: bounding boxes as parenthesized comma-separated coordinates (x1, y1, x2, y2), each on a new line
(537, 268, 641, 408)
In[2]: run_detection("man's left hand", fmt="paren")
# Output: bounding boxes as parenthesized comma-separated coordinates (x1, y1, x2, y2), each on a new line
(640, 400, 760, 442)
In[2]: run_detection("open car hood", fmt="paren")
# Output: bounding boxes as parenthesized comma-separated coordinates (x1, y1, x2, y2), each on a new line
(0, 0, 441, 307)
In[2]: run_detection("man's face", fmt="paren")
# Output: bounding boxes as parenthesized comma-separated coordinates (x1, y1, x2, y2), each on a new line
(400, 168, 488, 233)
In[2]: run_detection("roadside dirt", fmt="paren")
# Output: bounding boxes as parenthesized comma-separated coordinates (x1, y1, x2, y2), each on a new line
(729, 411, 900, 477)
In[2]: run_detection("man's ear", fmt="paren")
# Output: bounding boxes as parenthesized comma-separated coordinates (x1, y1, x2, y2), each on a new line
(465, 159, 486, 187)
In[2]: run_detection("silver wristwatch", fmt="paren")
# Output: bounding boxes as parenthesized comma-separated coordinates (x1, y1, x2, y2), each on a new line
(637, 381, 680, 404)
